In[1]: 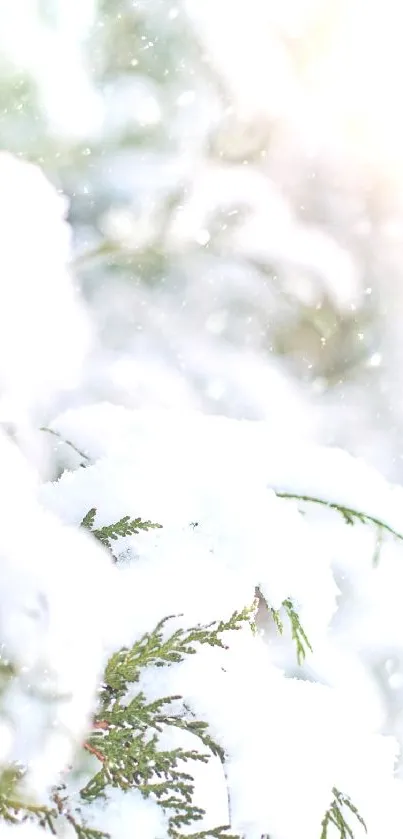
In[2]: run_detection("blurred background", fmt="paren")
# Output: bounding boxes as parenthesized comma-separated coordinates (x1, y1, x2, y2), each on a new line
(4, 0, 403, 480)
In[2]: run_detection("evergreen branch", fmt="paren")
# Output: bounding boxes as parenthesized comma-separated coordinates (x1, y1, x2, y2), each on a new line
(81, 722, 212, 831)
(94, 694, 218, 747)
(0, 779, 62, 836)
(80, 611, 252, 837)
(283, 599, 313, 665)
(88, 693, 225, 767)
(40, 427, 91, 465)
(93, 516, 162, 546)
(321, 787, 367, 839)
(81, 508, 97, 530)
(84, 741, 106, 763)
(0, 795, 57, 831)
(269, 598, 312, 665)
(270, 607, 283, 634)
(274, 491, 403, 542)
(53, 791, 109, 839)
(80, 507, 162, 553)
(101, 608, 252, 699)
(170, 826, 239, 839)
(0, 769, 109, 839)
(167, 718, 225, 763)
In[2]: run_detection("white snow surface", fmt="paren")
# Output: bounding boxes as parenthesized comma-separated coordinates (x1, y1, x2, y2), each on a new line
(0, 826, 50, 839)
(0, 426, 115, 798)
(48, 402, 403, 537)
(0, 153, 91, 431)
(84, 787, 169, 839)
(35, 402, 403, 838)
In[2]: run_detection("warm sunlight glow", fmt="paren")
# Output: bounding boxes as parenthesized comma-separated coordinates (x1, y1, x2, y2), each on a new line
(187, 0, 403, 181)
(293, 0, 403, 175)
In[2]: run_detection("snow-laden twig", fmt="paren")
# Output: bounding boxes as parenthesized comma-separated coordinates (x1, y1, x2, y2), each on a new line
(274, 491, 403, 542)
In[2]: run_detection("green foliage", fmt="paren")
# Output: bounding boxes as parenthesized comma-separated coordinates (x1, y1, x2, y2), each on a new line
(80, 508, 97, 530)
(0, 509, 367, 839)
(0, 767, 107, 839)
(270, 598, 313, 665)
(274, 491, 403, 542)
(0, 792, 56, 834)
(321, 787, 367, 839)
(81, 610, 252, 838)
(269, 606, 284, 635)
(80, 507, 163, 555)
(102, 607, 253, 695)
(282, 598, 313, 665)
(0, 609, 249, 839)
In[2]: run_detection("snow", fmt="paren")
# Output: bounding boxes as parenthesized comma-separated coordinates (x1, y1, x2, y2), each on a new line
(47, 402, 403, 540)
(136, 626, 403, 839)
(0, 427, 115, 798)
(42, 406, 340, 637)
(0, 826, 50, 839)
(37, 401, 403, 837)
(84, 787, 169, 839)
(0, 153, 91, 431)
(2, 153, 403, 839)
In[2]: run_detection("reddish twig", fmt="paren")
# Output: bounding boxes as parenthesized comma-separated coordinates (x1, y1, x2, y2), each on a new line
(83, 718, 110, 762)
(83, 742, 106, 762)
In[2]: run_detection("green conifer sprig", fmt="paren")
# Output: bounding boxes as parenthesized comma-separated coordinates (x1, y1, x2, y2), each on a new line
(0, 770, 108, 839)
(269, 607, 283, 635)
(79, 611, 253, 837)
(270, 598, 312, 665)
(101, 608, 253, 701)
(80, 507, 162, 554)
(282, 598, 313, 665)
(0, 794, 56, 833)
(52, 790, 109, 839)
(274, 490, 403, 542)
(82, 724, 211, 818)
(0, 497, 368, 839)
(80, 508, 97, 530)
(82, 727, 228, 839)
(321, 787, 367, 839)
(78, 510, 254, 836)
(173, 827, 239, 839)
